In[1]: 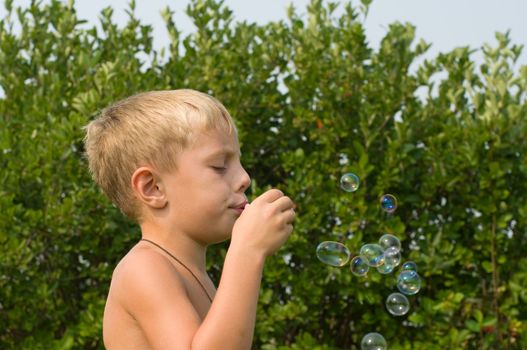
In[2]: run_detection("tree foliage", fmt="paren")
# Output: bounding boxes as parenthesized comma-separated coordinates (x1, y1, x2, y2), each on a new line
(1, 0, 526, 349)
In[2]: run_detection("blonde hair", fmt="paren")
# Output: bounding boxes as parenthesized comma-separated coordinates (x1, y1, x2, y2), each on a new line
(84, 89, 236, 221)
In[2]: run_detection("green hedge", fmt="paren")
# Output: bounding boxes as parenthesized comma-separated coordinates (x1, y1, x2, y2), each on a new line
(1, 0, 526, 349)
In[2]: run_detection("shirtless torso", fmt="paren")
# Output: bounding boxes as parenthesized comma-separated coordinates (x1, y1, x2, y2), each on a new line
(102, 244, 216, 349)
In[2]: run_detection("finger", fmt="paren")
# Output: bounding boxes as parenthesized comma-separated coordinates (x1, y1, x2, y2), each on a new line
(274, 196, 295, 212)
(255, 188, 284, 203)
(282, 207, 296, 224)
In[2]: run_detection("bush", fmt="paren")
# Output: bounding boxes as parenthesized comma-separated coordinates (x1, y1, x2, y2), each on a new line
(1, 0, 526, 348)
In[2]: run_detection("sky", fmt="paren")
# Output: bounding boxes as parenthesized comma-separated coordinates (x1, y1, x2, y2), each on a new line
(3, 0, 527, 66)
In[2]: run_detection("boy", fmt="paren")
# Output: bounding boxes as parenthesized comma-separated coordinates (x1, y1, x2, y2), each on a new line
(84, 89, 296, 349)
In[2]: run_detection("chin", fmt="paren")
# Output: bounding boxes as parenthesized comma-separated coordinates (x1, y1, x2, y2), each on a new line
(217, 232, 232, 244)
(207, 229, 232, 245)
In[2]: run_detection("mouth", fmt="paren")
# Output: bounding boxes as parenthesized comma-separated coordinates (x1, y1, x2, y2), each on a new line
(230, 200, 248, 214)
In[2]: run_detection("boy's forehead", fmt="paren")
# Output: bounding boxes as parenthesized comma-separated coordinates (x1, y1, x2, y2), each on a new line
(192, 128, 241, 157)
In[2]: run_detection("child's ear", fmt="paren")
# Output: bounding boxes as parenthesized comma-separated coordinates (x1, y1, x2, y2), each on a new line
(131, 167, 167, 209)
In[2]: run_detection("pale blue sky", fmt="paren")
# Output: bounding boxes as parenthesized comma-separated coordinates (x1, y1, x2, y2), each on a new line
(4, 0, 527, 66)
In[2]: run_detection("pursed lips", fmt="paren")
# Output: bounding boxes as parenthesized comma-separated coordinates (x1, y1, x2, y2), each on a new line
(230, 201, 248, 214)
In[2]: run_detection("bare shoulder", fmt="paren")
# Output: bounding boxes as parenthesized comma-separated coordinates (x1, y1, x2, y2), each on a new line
(111, 245, 190, 312)
(105, 246, 202, 349)
(112, 245, 184, 291)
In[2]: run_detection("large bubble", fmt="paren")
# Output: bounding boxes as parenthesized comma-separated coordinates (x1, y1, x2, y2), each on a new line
(378, 233, 401, 251)
(316, 241, 351, 267)
(359, 243, 385, 267)
(383, 246, 401, 267)
(385, 292, 410, 316)
(361, 332, 387, 350)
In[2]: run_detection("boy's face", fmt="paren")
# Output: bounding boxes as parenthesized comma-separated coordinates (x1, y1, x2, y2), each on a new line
(159, 127, 251, 244)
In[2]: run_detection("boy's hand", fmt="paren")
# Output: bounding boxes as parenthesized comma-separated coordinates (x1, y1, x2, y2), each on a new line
(231, 189, 296, 258)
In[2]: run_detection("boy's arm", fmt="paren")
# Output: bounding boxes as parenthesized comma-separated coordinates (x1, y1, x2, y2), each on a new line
(192, 189, 295, 350)
(191, 247, 265, 349)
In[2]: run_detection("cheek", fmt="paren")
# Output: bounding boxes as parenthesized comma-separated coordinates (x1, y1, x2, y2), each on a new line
(193, 177, 230, 204)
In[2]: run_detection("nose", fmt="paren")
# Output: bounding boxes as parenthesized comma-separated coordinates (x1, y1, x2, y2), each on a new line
(237, 165, 251, 193)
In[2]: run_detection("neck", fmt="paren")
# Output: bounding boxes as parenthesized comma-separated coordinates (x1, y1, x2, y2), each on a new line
(139, 222, 208, 274)
(139, 237, 213, 303)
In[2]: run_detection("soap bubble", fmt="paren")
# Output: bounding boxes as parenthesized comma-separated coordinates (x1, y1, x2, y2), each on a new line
(350, 255, 369, 276)
(340, 173, 360, 192)
(316, 241, 351, 267)
(384, 246, 401, 267)
(397, 270, 421, 295)
(401, 261, 418, 272)
(376, 262, 394, 275)
(380, 194, 397, 213)
(361, 332, 387, 350)
(378, 233, 401, 251)
(359, 244, 385, 267)
(385, 292, 410, 316)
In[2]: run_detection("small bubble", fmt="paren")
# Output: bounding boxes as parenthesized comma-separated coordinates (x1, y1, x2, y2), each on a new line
(397, 270, 421, 295)
(385, 292, 410, 316)
(401, 261, 418, 272)
(316, 241, 351, 267)
(361, 332, 387, 350)
(350, 255, 369, 276)
(376, 263, 394, 275)
(380, 194, 398, 213)
(340, 173, 360, 192)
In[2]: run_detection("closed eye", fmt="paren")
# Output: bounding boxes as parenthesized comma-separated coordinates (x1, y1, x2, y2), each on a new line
(211, 166, 227, 172)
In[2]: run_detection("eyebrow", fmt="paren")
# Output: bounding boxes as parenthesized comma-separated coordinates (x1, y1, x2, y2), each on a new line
(205, 148, 241, 160)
